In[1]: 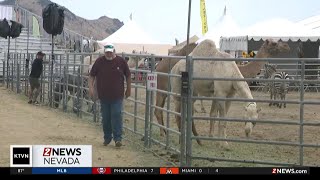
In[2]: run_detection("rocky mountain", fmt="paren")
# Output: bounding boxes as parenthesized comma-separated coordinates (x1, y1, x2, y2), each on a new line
(0, 0, 123, 40)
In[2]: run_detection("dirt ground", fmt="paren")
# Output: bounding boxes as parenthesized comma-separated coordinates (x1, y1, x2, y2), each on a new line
(1, 82, 319, 167)
(0, 86, 171, 167)
(123, 88, 320, 167)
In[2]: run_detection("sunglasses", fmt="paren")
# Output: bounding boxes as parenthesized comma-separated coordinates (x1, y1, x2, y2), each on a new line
(104, 45, 114, 49)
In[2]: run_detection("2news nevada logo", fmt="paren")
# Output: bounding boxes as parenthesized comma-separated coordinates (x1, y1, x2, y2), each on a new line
(32, 145, 92, 167)
(10, 145, 33, 167)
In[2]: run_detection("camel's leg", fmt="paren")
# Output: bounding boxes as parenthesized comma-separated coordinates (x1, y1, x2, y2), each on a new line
(191, 103, 202, 145)
(154, 92, 167, 136)
(194, 99, 206, 113)
(174, 99, 182, 144)
(192, 121, 202, 145)
(200, 100, 206, 113)
(209, 100, 218, 137)
(217, 101, 229, 149)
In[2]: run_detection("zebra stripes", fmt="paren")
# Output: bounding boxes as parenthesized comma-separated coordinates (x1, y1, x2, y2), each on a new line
(269, 71, 290, 108)
(262, 64, 277, 93)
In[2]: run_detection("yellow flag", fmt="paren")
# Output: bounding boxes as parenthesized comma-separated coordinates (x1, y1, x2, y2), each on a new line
(200, 0, 208, 35)
(32, 16, 40, 38)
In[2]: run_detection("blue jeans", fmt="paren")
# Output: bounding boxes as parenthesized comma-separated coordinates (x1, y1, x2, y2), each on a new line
(100, 99, 123, 143)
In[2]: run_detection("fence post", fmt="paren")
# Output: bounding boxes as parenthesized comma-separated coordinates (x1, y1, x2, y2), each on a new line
(17, 63, 21, 93)
(65, 54, 70, 111)
(25, 54, 29, 96)
(3, 60, 5, 86)
(11, 54, 14, 92)
(91, 54, 97, 123)
(144, 82, 151, 148)
(134, 54, 139, 133)
(63, 66, 68, 112)
(186, 55, 193, 167)
(299, 59, 305, 166)
(79, 55, 84, 119)
(148, 55, 156, 148)
(76, 66, 81, 117)
(180, 70, 189, 167)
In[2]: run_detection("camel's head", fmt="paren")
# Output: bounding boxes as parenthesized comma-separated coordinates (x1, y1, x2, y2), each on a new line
(127, 56, 142, 68)
(244, 102, 261, 137)
(262, 39, 290, 56)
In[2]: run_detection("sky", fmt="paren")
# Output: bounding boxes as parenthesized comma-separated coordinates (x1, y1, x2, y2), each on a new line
(22, 0, 320, 44)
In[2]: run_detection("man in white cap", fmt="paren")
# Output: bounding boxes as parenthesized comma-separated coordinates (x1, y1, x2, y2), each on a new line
(89, 43, 131, 148)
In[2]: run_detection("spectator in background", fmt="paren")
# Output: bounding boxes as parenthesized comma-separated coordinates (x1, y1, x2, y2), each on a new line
(28, 51, 46, 105)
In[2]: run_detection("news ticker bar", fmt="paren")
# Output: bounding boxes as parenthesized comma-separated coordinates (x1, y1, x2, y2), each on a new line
(0, 167, 315, 175)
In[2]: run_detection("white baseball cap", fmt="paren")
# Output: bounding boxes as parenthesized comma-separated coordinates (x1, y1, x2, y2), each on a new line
(104, 43, 115, 52)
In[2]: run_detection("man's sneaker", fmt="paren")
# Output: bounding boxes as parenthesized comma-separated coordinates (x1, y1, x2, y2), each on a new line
(103, 140, 112, 146)
(115, 141, 122, 148)
(33, 101, 40, 106)
(28, 100, 32, 104)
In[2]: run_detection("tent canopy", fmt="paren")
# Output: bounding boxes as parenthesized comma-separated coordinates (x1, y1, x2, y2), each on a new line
(220, 18, 320, 52)
(97, 19, 158, 46)
(220, 36, 320, 52)
(197, 6, 244, 46)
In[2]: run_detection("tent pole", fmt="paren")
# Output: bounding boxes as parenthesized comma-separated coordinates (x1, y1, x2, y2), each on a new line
(186, 0, 192, 55)
(7, 36, 11, 89)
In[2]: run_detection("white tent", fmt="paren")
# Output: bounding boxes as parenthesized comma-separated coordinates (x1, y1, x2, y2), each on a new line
(244, 18, 315, 39)
(197, 6, 244, 47)
(97, 18, 172, 55)
(220, 18, 319, 52)
(296, 14, 320, 34)
(97, 19, 158, 46)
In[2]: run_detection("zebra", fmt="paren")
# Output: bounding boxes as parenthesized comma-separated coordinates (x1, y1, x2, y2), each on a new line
(262, 63, 277, 92)
(269, 71, 290, 108)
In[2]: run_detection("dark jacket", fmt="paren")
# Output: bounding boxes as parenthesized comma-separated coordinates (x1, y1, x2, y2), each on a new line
(29, 58, 43, 78)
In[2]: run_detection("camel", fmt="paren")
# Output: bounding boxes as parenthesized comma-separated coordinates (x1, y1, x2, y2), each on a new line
(154, 38, 200, 137)
(170, 39, 262, 148)
(237, 39, 290, 78)
(208, 39, 290, 136)
(154, 38, 289, 138)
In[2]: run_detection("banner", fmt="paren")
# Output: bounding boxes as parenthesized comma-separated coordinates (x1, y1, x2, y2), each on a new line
(32, 16, 40, 37)
(200, 0, 208, 35)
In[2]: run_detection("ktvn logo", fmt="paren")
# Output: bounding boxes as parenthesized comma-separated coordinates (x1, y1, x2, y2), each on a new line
(10, 145, 33, 167)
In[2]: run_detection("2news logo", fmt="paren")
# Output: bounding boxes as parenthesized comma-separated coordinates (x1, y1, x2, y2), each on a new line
(10, 145, 33, 167)
(42, 147, 82, 156)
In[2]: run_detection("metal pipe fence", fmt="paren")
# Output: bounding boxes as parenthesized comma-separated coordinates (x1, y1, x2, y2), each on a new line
(2, 52, 320, 167)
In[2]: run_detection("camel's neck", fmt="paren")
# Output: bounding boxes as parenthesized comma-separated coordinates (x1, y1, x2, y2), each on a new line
(233, 81, 254, 100)
(127, 58, 139, 68)
(238, 50, 271, 78)
(238, 60, 266, 78)
(255, 50, 271, 58)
